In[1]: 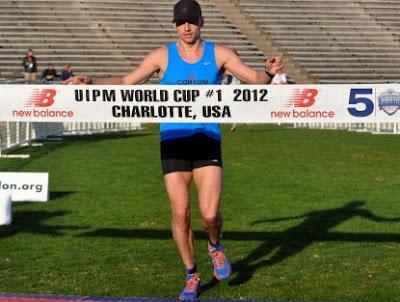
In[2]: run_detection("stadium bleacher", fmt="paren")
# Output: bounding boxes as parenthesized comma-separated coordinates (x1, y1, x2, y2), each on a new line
(1, 0, 399, 84)
(0, 0, 266, 82)
(234, 0, 400, 83)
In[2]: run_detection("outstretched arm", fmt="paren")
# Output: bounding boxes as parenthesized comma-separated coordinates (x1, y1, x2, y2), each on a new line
(251, 215, 306, 225)
(216, 45, 283, 84)
(65, 47, 166, 85)
(359, 210, 400, 222)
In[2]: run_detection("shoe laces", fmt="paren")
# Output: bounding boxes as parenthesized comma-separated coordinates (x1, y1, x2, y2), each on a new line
(211, 248, 226, 269)
(184, 274, 200, 292)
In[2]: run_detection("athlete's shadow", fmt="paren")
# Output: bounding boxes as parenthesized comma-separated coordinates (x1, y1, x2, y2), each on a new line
(75, 201, 400, 293)
(228, 200, 400, 286)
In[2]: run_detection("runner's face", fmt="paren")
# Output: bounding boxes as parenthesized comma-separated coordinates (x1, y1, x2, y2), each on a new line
(175, 19, 202, 44)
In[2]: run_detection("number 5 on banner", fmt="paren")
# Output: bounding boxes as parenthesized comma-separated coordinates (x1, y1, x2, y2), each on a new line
(347, 88, 374, 117)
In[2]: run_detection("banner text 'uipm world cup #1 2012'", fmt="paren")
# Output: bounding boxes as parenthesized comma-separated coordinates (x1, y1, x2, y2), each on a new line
(1, 84, 400, 123)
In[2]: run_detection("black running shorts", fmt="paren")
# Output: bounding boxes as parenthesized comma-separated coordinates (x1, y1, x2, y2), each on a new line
(161, 133, 222, 175)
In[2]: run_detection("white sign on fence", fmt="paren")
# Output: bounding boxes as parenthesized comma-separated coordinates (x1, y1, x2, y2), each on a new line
(0, 84, 399, 123)
(0, 172, 49, 202)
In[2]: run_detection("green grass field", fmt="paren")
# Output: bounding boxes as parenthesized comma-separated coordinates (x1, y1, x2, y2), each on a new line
(1, 124, 400, 301)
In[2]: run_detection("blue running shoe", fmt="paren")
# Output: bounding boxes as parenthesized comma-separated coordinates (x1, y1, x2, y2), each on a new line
(208, 242, 231, 280)
(179, 272, 200, 301)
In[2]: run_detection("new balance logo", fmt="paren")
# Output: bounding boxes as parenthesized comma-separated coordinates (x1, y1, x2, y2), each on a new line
(26, 89, 57, 107)
(285, 89, 318, 108)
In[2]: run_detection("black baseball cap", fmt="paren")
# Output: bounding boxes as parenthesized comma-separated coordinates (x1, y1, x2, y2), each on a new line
(173, 0, 202, 25)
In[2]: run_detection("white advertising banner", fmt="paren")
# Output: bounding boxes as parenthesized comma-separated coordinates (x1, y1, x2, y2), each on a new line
(0, 172, 49, 202)
(0, 84, 399, 123)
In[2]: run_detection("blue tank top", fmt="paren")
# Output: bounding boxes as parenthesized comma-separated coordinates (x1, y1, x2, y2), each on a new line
(159, 40, 222, 141)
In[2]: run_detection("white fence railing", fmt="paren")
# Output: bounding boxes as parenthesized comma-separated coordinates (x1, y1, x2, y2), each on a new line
(293, 123, 399, 134)
(0, 121, 141, 157)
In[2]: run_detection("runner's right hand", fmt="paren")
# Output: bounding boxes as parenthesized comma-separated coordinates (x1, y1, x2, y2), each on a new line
(64, 75, 93, 85)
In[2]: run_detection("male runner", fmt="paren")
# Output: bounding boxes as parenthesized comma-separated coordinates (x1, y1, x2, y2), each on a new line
(67, 0, 283, 300)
